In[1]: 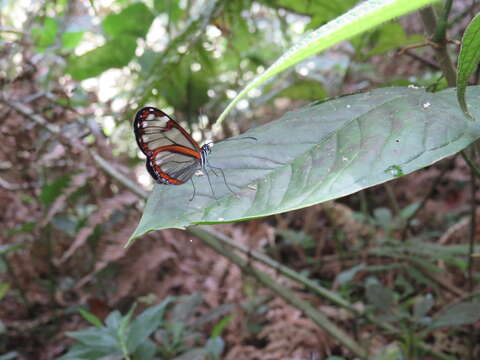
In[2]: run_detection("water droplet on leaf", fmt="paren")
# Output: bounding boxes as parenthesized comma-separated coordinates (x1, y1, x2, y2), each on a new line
(384, 165, 404, 178)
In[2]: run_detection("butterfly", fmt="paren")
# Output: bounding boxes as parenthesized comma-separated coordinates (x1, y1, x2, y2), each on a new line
(134, 106, 253, 200)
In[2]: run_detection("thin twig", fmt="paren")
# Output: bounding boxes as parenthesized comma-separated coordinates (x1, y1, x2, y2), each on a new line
(0, 96, 148, 199)
(401, 49, 441, 70)
(398, 40, 440, 55)
(89, 150, 148, 199)
(0, 27, 27, 35)
(468, 149, 477, 360)
(1, 98, 61, 134)
(0, 176, 29, 191)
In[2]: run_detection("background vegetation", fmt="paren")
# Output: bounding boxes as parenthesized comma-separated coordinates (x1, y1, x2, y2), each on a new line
(2, 0, 480, 359)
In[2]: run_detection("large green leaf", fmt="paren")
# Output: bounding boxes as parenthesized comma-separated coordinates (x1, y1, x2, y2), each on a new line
(128, 87, 480, 243)
(428, 302, 480, 330)
(66, 36, 137, 80)
(127, 298, 173, 353)
(61, 31, 85, 50)
(102, 2, 154, 39)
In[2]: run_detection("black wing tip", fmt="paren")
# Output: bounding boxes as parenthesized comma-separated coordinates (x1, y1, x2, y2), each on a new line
(135, 106, 167, 119)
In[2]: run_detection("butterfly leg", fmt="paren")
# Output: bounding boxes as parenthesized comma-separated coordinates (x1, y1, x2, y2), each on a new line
(189, 178, 197, 201)
(207, 163, 237, 196)
(204, 168, 218, 200)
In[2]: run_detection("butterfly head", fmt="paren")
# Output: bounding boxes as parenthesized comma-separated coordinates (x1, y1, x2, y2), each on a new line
(202, 142, 213, 154)
(199, 143, 212, 169)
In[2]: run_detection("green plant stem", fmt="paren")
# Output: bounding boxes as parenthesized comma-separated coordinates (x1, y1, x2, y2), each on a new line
(419, 7, 456, 86)
(401, 158, 453, 240)
(45, 224, 57, 304)
(468, 150, 477, 360)
(419, 8, 478, 356)
(468, 155, 477, 293)
(462, 150, 480, 178)
(433, 0, 453, 42)
(3, 255, 30, 308)
(359, 190, 369, 217)
(462, 143, 480, 352)
(384, 183, 400, 215)
(189, 226, 369, 359)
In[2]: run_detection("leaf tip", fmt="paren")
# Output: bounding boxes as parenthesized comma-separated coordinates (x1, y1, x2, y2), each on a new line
(463, 108, 476, 121)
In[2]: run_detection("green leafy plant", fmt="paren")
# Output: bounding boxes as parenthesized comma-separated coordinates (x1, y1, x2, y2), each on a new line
(60, 294, 232, 360)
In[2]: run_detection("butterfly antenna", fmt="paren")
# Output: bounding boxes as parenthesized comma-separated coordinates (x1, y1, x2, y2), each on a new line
(221, 136, 257, 143)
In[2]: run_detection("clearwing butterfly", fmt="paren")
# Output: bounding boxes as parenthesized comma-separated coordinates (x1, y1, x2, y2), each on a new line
(134, 106, 253, 200)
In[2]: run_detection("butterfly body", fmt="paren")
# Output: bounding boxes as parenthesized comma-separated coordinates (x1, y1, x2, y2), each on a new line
(134, 107, 210, 186)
